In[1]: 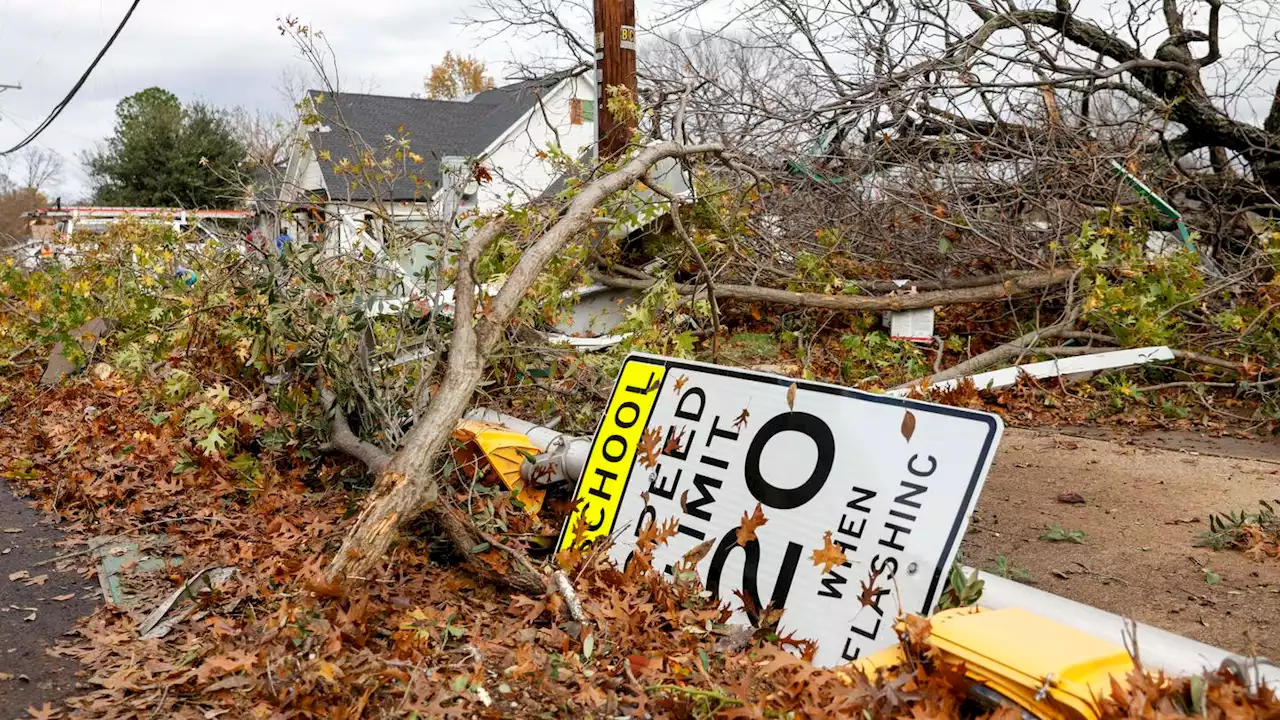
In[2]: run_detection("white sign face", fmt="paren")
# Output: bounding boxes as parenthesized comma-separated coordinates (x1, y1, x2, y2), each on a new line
(558, 354, 1004, 667)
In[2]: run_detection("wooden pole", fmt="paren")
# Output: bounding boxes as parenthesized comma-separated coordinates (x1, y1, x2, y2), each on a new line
(595, 0, 637, 160)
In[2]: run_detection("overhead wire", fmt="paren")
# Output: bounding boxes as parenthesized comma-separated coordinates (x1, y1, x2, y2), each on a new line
(0, 0, 143, 156)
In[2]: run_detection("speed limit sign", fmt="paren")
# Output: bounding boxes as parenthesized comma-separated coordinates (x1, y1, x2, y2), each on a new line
(557, 353, 1003, 666)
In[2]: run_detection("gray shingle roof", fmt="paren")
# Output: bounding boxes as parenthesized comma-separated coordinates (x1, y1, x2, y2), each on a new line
(305, 69, 581, 202)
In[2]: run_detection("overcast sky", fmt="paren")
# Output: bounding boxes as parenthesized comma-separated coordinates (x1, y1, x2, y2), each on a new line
(0, 0, 540, 200)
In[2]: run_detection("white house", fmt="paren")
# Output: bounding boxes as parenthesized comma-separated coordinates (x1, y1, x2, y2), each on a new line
(274, 71, 594, 279)
(272, 68, 691, 299)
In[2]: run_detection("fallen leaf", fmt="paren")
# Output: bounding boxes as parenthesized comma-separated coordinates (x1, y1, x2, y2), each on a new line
(662, 427, 685, 455)
(858, 567, 886, 609)
(1057, 492, 1086, 505)
(682, 538, 716, 566)
(736, 504, 768, 547)
(901, 410, 916, 442)
(679, 490, 689, 513)
(1204, 569, 1222, 585)
(2, 528, 22, 533)
(23, 574, 48, 586)
(673, 375, 689, 393)
(786, 383, 797, 411)
(733, 408, 750, 430)
(52, 593, 75, 602)
(811, 531, 847, 574)
(9, 570, 29, 581)
(637, 427, 663, 469)
(0, 672, 11, 680)
(26, 703, 59, 720)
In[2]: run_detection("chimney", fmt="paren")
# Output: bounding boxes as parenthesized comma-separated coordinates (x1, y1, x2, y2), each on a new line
(594, 0, 637, 161)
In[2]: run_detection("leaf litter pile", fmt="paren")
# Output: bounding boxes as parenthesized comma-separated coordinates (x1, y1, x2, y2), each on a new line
(1, 365, 1278, 719)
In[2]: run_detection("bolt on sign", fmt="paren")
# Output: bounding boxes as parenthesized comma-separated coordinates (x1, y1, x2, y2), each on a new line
(556, 353, 1004, 667)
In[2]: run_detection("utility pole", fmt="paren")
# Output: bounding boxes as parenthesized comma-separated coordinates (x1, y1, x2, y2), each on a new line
(594, 0, 636, 161)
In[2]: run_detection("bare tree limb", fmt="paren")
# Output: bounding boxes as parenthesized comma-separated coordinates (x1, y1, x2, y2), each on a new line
(592, 268, 1076, 313)
(320, 388, 392, 473)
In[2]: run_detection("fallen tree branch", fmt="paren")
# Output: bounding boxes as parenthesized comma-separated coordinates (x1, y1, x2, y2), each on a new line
(326, 140, 727, 587)
(642, 170, 721, 354)
(591, 268, 1076, 313)
(1138, 377, 1280, 393)
(554, 570, 586, 623)
(1171, 349, 1244, 374)
(320, 388, 392, 474)
(893, 322, 1081, 390)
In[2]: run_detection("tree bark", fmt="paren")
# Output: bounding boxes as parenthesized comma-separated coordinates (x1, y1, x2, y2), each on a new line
(591, 267, 1075, 312)
(326, 140, 725, 586)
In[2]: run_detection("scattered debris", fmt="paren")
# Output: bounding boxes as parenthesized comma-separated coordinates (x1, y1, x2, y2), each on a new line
(892, 346, 1176, 397)
(138, 566, 237, 640)
(1057, 492, 1087, 505)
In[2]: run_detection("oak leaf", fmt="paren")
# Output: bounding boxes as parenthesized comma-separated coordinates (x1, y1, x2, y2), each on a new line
(736, 504, 768, 547)
(858, 566, 887, 609)
(811, 531, 847, 574)
(663, 427, 685, 455)
(637, 426, 662, 469)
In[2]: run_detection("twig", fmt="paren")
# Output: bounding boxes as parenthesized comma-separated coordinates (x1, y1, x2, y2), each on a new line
(1138, 377, 1280, 393)
(647, 685, 745, 708)
(642, 171, 721, 355)
(554, 570, 586, 623)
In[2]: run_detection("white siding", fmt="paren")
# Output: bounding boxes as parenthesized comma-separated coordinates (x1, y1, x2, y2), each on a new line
(472, 73, 597, 211)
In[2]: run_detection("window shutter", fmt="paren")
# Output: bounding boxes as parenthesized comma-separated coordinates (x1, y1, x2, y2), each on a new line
(570, 98, 583, 125)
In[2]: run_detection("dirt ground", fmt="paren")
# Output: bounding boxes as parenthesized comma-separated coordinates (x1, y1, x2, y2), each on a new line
(962, 427, 1280, 658)
(0, 486, 99, 717)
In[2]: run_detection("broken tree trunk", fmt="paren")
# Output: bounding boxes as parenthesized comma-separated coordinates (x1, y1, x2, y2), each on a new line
(325, 141, 724, 587)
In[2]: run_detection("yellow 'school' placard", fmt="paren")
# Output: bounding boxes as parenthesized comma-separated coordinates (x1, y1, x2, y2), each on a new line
(557, 359, 666, 552)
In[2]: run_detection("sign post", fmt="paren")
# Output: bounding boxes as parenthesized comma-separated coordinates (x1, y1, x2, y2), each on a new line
(557, 354, 1004, 667)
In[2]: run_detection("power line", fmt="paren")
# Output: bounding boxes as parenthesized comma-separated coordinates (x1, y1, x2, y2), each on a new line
(0, 0, 142, 157)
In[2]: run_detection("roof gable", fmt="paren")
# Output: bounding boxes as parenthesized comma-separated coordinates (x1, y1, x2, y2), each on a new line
(304, 70, 582, 203)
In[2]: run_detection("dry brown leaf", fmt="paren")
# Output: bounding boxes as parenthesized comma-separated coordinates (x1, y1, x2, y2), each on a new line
(637, 426, 663, 469)
(673, 375, 689, 393)
(25, 703, 59, 720)
(51, 593, 75, 602)
(682, 538, 716, 566)
(811, 531, 847, 574)
(858, 567, 886, 609)
(23, 574, 48, 586)
(786, 383, 797, 411)
(736, 504, 768, 547)
(901, 410, 916, 442)
(8, 570, 29, 581)
(733, 407, 750, 430)
(662, 427, 685, 455)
